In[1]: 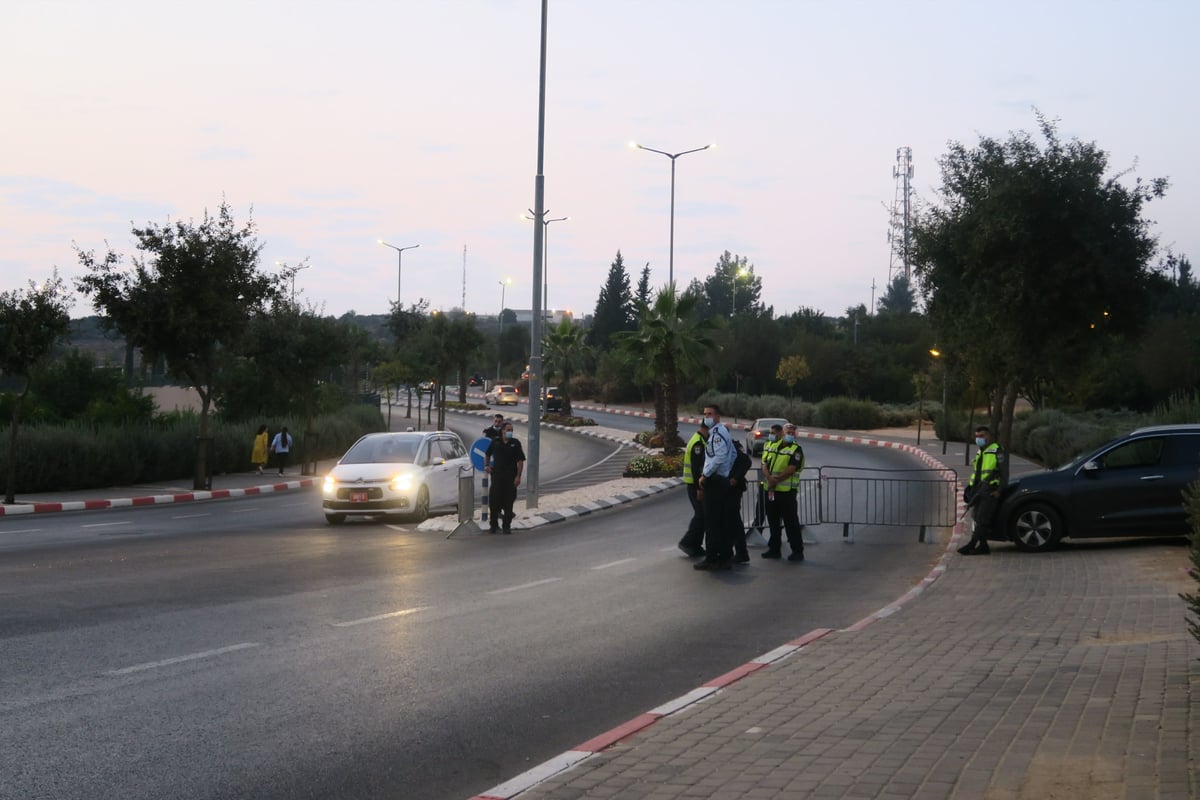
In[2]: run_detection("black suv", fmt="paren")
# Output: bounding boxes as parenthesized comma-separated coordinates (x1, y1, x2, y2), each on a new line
(543, 386, 563, 413)
(996, 424, 1200, 552)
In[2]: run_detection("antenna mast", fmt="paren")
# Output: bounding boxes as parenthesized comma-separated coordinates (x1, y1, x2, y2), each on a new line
(887, 146, 914, 285)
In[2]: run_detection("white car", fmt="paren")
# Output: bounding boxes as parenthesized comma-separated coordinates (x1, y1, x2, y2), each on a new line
(486, 384, 519, 405)
(322, 431, 469, 525)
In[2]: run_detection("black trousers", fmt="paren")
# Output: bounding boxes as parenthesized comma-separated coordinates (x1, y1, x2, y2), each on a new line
(701, 476, 732, 562)
(489, 474, 518, 529)
(727, 489, 747, 558)
(970, 492, 1000, 546)
(680, 483, 706, 549)
(765, 490, 804, 554)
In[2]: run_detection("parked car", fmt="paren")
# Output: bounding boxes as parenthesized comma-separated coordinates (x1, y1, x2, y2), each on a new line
(746, 417, 790, 455)
(542, 386, 563, 412)
(322, 431, 469, 525)
(996, 424, 1200, 552)
(485, 384, 519, 405)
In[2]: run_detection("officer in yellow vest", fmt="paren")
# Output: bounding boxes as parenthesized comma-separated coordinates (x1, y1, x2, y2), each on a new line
(959, 425, 1007, 555)
(760, 422, 806, 562)
(678, 421, 709, 558)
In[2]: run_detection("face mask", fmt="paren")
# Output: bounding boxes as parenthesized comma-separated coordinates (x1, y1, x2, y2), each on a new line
(766, 434, 776, 442)
(703, 416, 714, 427)
(504, 431, 513, 440)
(784, 435, 795, 444)
(975, 437, 986, 448)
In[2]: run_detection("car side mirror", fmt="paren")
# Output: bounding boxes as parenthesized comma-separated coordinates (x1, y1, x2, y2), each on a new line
(1081, 460, 1100, 474)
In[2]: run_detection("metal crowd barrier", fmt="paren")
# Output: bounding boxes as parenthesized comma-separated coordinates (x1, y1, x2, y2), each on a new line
(738, 466, 957, 545)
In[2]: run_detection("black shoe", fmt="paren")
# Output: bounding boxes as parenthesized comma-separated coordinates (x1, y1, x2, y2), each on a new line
(733, 553, 750, 564)
(957, 544, 976, 555)
(787, 552, 805, 562)
(694, 560, 718, 571)
(761, 550, 782, 560)
(502, 528, 512, 535)
(489, 527, 499, 534)
(679, 543, 705, 559)
(976, 545, 990, 555)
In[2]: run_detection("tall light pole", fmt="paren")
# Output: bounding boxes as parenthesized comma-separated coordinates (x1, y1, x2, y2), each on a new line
(730, 266, 748, 317)
(496, 278, 511, 382)
(525, 0, 549, 510)
(378, 240, 419, 309)
(523, 212, 568, 324)
(630, 141, 713, 287)
(930, 348, 948, 455)
(276, 260, 310, 303)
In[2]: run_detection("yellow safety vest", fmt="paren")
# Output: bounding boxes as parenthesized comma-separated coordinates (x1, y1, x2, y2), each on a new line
(761, 440, 802, 491)
(681, 432, 705, 484)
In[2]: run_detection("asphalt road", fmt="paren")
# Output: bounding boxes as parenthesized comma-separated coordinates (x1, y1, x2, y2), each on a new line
(0, 411, 944, 800)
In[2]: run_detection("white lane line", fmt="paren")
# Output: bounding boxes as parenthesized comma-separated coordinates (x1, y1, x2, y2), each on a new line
(384, 524, 411, 531)
(104, 642, 260, 676)
(592, 558, 636, 570)
(230, 507, 260, 513)
(82, 521, 132, 529)
(1, 528, 43, 534)
(171, 513, 210, 520)
(488, 577, 562, 595)
(332, 606, 431, 628)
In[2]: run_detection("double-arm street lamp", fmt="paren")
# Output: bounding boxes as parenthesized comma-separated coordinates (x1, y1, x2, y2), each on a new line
(275, 260, 310, 303)
(630, 141, 713, 288)
(522, 212, 568, 322)
(377, 240, 420, 309)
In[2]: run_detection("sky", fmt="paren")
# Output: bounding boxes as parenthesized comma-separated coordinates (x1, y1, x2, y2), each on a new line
(4, 0, 1197, 322)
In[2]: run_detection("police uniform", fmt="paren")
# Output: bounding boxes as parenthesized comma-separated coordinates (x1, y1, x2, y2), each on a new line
(485, 435, 526, 533)
(678, 428, 708, 556)
(960, 441, 1006, 554)
(760, 438, 805, 561)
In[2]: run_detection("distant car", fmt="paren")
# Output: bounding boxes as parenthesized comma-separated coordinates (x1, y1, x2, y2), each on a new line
(542, 386, 563, 412)
(468, 374, 485, 387)
(418, 380, 436, 393)
(996, 424, 1200, 552)
(322, 431, 469, 525)
(486, 384, 519, 405)
(746, 417, 789, 455)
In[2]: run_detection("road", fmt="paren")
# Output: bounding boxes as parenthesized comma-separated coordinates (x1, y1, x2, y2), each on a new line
(0, 409, 944, 800)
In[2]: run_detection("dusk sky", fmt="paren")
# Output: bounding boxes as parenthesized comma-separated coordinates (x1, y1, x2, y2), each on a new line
(5, 1, 1196, 322)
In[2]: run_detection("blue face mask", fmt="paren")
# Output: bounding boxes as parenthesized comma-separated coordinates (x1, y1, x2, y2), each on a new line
(704, 416, 715, 427)
(975, 437, 986, 448)
(784, 434, 796, 444)
(504, 431, 513, 440)
(766, 433, 776, 442)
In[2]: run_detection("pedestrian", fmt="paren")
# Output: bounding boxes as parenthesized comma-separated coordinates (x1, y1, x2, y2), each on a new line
(483, 413, 505, 441)
(761, 422, 806, 562)
(695, 403, 736, 571)
(484, 420, 525, 534)
(251, 424, 269, 476)
(959, 425, 1007, 555)
(728, 440, 753, 563)
(678, 421, 710, 558)
(270, 426, 293, 476)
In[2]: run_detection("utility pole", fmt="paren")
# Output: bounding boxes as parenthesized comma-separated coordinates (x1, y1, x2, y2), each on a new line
(887, 146, 914, 286)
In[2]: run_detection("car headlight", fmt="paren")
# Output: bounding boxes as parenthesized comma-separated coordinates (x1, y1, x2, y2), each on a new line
(323, 476, 337, 491)
(391, 474, 414, 492)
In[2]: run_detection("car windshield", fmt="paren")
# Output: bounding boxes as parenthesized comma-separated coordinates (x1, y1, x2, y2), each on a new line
(340, 435, 422, 465)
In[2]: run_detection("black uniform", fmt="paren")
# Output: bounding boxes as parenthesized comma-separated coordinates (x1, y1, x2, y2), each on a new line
(483, 423, 504, 441)
(727, 442, 752, 562)
(485, 436, 526, 532)
(678, 431, 708, 555)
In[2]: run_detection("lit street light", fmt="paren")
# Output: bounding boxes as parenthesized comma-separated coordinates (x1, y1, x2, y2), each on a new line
(496, 278, 512, 382)
(730, 266, 749, 317)
(378, 240, 420, 309)
(522, 212, 568, 323)
(630, 141, 713, 287)
(930, 348, 948, 455)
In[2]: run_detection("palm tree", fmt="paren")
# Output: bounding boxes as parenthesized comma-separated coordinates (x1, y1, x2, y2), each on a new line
(615, 283, 720, 455)
(542, 318, 590, 417)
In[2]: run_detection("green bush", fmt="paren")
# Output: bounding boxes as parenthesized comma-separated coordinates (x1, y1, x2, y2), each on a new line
(568, 375, 601, 402)
(623, 454, 682, 478)
(815, 397, 885, 429)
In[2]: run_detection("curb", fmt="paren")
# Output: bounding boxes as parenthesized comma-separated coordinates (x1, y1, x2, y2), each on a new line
(0, 478, 319, 517)
(468, 436, 967, 800)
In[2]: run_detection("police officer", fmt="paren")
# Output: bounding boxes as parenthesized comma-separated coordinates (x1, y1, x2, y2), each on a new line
(484, 420, 526, 533)
(678, 421, 710, 558)
(695, 404, 736, 571)
(760, 423, 806, 562)
(959, 425, 1006, 555)
(483, 413, 505, 441)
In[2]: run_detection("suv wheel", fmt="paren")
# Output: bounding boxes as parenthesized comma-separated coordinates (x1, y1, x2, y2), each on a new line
(1010, 502, 1063, 552)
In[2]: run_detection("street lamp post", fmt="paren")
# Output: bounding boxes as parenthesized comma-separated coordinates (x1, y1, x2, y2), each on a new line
(496, 278, 511, 382)
(630, 141, 713, 288)
(378, 240, 420, 309)
(930, 348, 948, 455)
(275, 261, 310, 303)
(730, 266, 748, 317)
(523, 213, 568, 324)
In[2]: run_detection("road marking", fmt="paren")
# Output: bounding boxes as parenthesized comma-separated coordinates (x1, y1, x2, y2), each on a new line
(542, 443, 625, 484)
(1, 528, 42, 534)
(171, 513, 210, 520)
(332, 606, 431, 627)
(385, 524, 411, 531)
(82, 521, 132, 529)
(105, 642, 260, 676)
(592, 558, 636, 570)
(230, 507, 260, 513)
(488, 577, 562, 595)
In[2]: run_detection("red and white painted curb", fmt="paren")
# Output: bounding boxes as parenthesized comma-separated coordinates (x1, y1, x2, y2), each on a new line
(469, 434, 968, 800)
(0, 478, 319, 517)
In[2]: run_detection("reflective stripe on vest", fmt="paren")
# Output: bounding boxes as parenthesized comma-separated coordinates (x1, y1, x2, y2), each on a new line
(761, 442, 801, 491)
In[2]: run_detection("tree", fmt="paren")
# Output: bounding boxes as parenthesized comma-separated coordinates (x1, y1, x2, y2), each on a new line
(703, 250, 762, 317)
(912, 113, 1167, 445)
(76, 201, 279, 488)
(615, 284, 720, 455)
(0, 274, 72, 503)
(877, 274, 916, 315)
(542, 318, 591, 417)
(635, 263, 652, 309)
(587, 251, 634, 351)
(776, 354, 811, 402)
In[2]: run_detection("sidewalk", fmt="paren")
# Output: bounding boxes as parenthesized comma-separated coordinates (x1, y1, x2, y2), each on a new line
(473, 427, 1200, 800)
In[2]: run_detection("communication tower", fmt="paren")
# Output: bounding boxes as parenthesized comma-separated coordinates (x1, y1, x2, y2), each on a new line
(887, 146, 914, 285)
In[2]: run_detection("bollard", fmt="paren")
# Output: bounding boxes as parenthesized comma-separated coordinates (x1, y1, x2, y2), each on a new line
(447, 465, 478, 538)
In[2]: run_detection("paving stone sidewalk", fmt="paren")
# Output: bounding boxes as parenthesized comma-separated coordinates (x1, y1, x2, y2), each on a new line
(499, 434, 1200, 800)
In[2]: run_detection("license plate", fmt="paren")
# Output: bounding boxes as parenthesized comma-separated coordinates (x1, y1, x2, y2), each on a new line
(350, 491, 369, 503)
